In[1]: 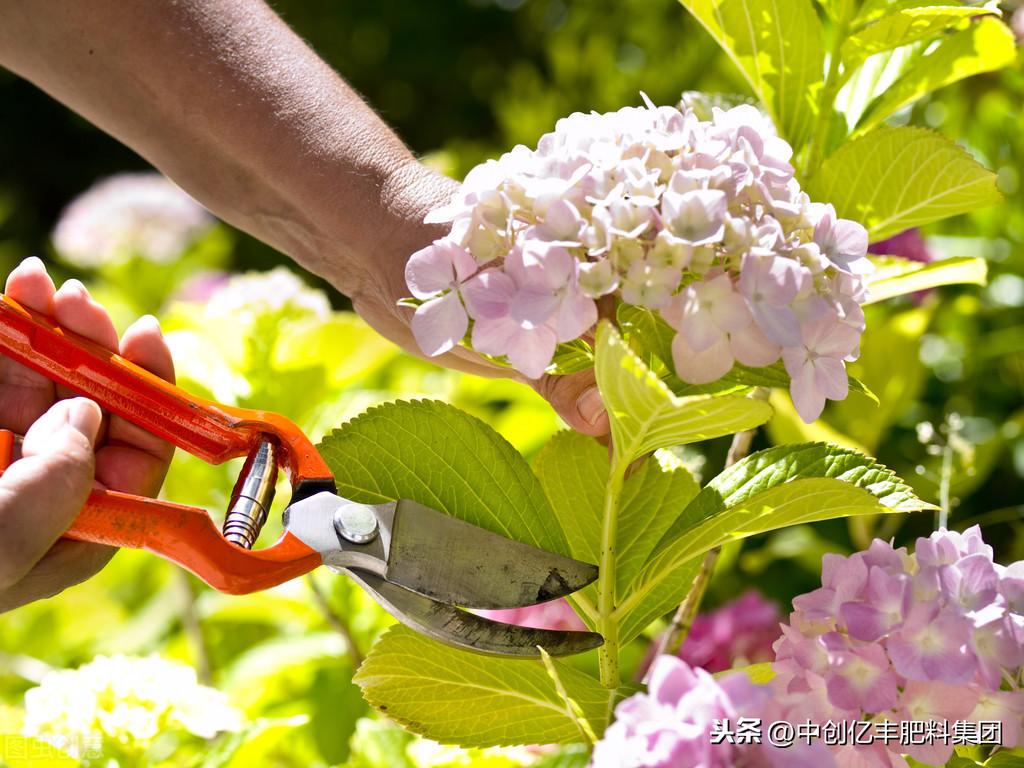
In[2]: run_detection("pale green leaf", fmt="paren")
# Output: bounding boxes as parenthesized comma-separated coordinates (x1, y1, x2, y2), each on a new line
(547, 340, 595, 375)
(678, 0, 825, 149)
(272, 314, 397, 388)
(615, 557, 702, 646)
(318, 399, 564, 555)
(856, 18, 1017, 134)
(538, 648, 598, 745)
(595, 322, 773, 466)
(616, 451, 700, 598)
(806, 126, 1002, 242)
(618, 443, 935, 642)
(534, 431, 607, 567)
(668, 442, 935, 539)
(864, 255, 988, 304)
(842, 6, 993, 71)
(354, 627, 613, 747)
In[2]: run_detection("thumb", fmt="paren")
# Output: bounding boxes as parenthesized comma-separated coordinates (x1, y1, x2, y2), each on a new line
(529, 369, 610, 437)
(0, 398, 101, 590)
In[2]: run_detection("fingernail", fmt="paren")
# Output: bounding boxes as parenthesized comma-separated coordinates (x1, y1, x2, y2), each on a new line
(20, 256, 45, 271)
(65, 399, 102, 447)
(577, 387, 606, 426)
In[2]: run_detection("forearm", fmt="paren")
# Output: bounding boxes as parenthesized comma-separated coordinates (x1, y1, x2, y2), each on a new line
(0, 0, 452, 299)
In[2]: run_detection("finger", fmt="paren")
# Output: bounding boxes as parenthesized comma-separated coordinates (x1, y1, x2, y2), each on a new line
(5, 256, 57, 312)
(0, 398, 101, 590)
(97, 315, 175, 496)
(0, 539, 114, 613)
(0, 258, 58, 432)
(52, 279, 120, 351)
(529, 369, 610, 437)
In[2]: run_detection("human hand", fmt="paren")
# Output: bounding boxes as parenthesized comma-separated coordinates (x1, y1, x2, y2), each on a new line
(0, 257, 174, 611)
(349, 163, 610, 437)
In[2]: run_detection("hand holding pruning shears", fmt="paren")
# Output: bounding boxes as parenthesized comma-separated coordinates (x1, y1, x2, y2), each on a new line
(0, 258, 601, 656)
(0, 257, 175, 611)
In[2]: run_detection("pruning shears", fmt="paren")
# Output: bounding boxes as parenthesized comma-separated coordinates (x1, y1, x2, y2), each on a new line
(0, 294, 602, 657)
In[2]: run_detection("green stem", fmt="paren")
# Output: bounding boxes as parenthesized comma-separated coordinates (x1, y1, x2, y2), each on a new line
(937, 439, 954, 530)
(803, 5, 854, 178)
(597, 458, 628, 689)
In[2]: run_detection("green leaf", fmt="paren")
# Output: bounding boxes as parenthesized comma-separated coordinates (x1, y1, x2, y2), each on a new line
(668, 442, 935, 538)
(722, 662, 776, 684)
(865, 255, 988, 304)
(842, 6, 993, 71)
(856, 18, 1017, 135)
(619, 443, 935, 643)
(595, 322, 773, 466)
(534, 435, 700, 620)
(617, 304, 674, 368)
(318, 399, 565, 555)
(615, 451, 700, 598)
(547, 340, 595, 375)
(678, 0, 825, 149)
(354, 627, 614, 747)
(615, 557, 703, 646)
(806, 126, 1002, 242)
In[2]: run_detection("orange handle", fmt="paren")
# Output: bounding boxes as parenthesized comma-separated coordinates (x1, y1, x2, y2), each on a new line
(0, 294, 334, 592)
(0, 294, 333, 484)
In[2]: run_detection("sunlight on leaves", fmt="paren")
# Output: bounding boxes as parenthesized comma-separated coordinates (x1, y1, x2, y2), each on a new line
(595, 322, 773, 466)
(855, 18, 1017, 135)
(354, 627, 615, 748)
(865, 255, 988, 305)
(806, 126, 1002, 242)
(318, 399, 565, 555)
(677, 0, 824, 149)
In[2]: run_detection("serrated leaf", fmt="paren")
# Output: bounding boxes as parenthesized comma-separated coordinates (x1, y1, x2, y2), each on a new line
(619, 443, 934, 643)
(865, 255, 988, 304)
(318, 399, 565, 555)
(615, 557, 703, 646)
(538, 648, 598, 745)
(668, 442, 935, 538)
(354, 627, 614, 747)
(595, 322, 773, 465)
(678, 0, 825, 149)
(534, 435, 700, 623)
(546, 340, 595, 375)
(856, 18, 1017, 135)
(806, 126, 1002, 242)
(534, 432, 608, 568)
(842, 6, 993, 71)
(616, 451, 700, 597)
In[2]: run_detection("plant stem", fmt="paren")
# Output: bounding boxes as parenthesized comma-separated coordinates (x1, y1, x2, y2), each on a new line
(597, 458, 628, 689)
(307, 573, 364, 668)
(177, 571, 212, 684)
(803, 5, 854, 178)
(642, 395, 767, 676)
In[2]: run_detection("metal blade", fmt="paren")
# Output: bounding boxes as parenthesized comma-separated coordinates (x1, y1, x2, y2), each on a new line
(346, 568, 604, 657)
(385, 499, 598, 609)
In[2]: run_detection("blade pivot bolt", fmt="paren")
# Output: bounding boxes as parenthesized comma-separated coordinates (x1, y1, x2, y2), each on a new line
(334, 502, 379, 545)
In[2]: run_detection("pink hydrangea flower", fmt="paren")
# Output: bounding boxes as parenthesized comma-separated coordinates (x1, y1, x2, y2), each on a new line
(405, 97, 870, 421)
(678, 590, 782, 673)
(591, 656, 768, 768)
(770, 526, 1024, 766)
(476, 599, 586, 632)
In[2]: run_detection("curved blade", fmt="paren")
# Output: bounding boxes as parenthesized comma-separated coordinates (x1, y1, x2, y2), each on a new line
(386, 499, 599, 609)
(346, 568, 604, 657)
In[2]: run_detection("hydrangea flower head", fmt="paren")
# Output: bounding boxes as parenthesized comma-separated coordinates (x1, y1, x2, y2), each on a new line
(53, 172, 213, 267)
(23, 654, 242, 759)
(407, 97, 871, 422)
(591, 655, 769, 768)
(678, 590, 782, 673)
(771, 526, 1024, 766)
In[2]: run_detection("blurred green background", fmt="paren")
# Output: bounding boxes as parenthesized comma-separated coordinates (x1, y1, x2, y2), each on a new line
(0, 1, 1022, 766)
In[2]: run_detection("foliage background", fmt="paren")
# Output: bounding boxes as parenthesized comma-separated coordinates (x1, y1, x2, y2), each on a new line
(0, 0, 1022, 765)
